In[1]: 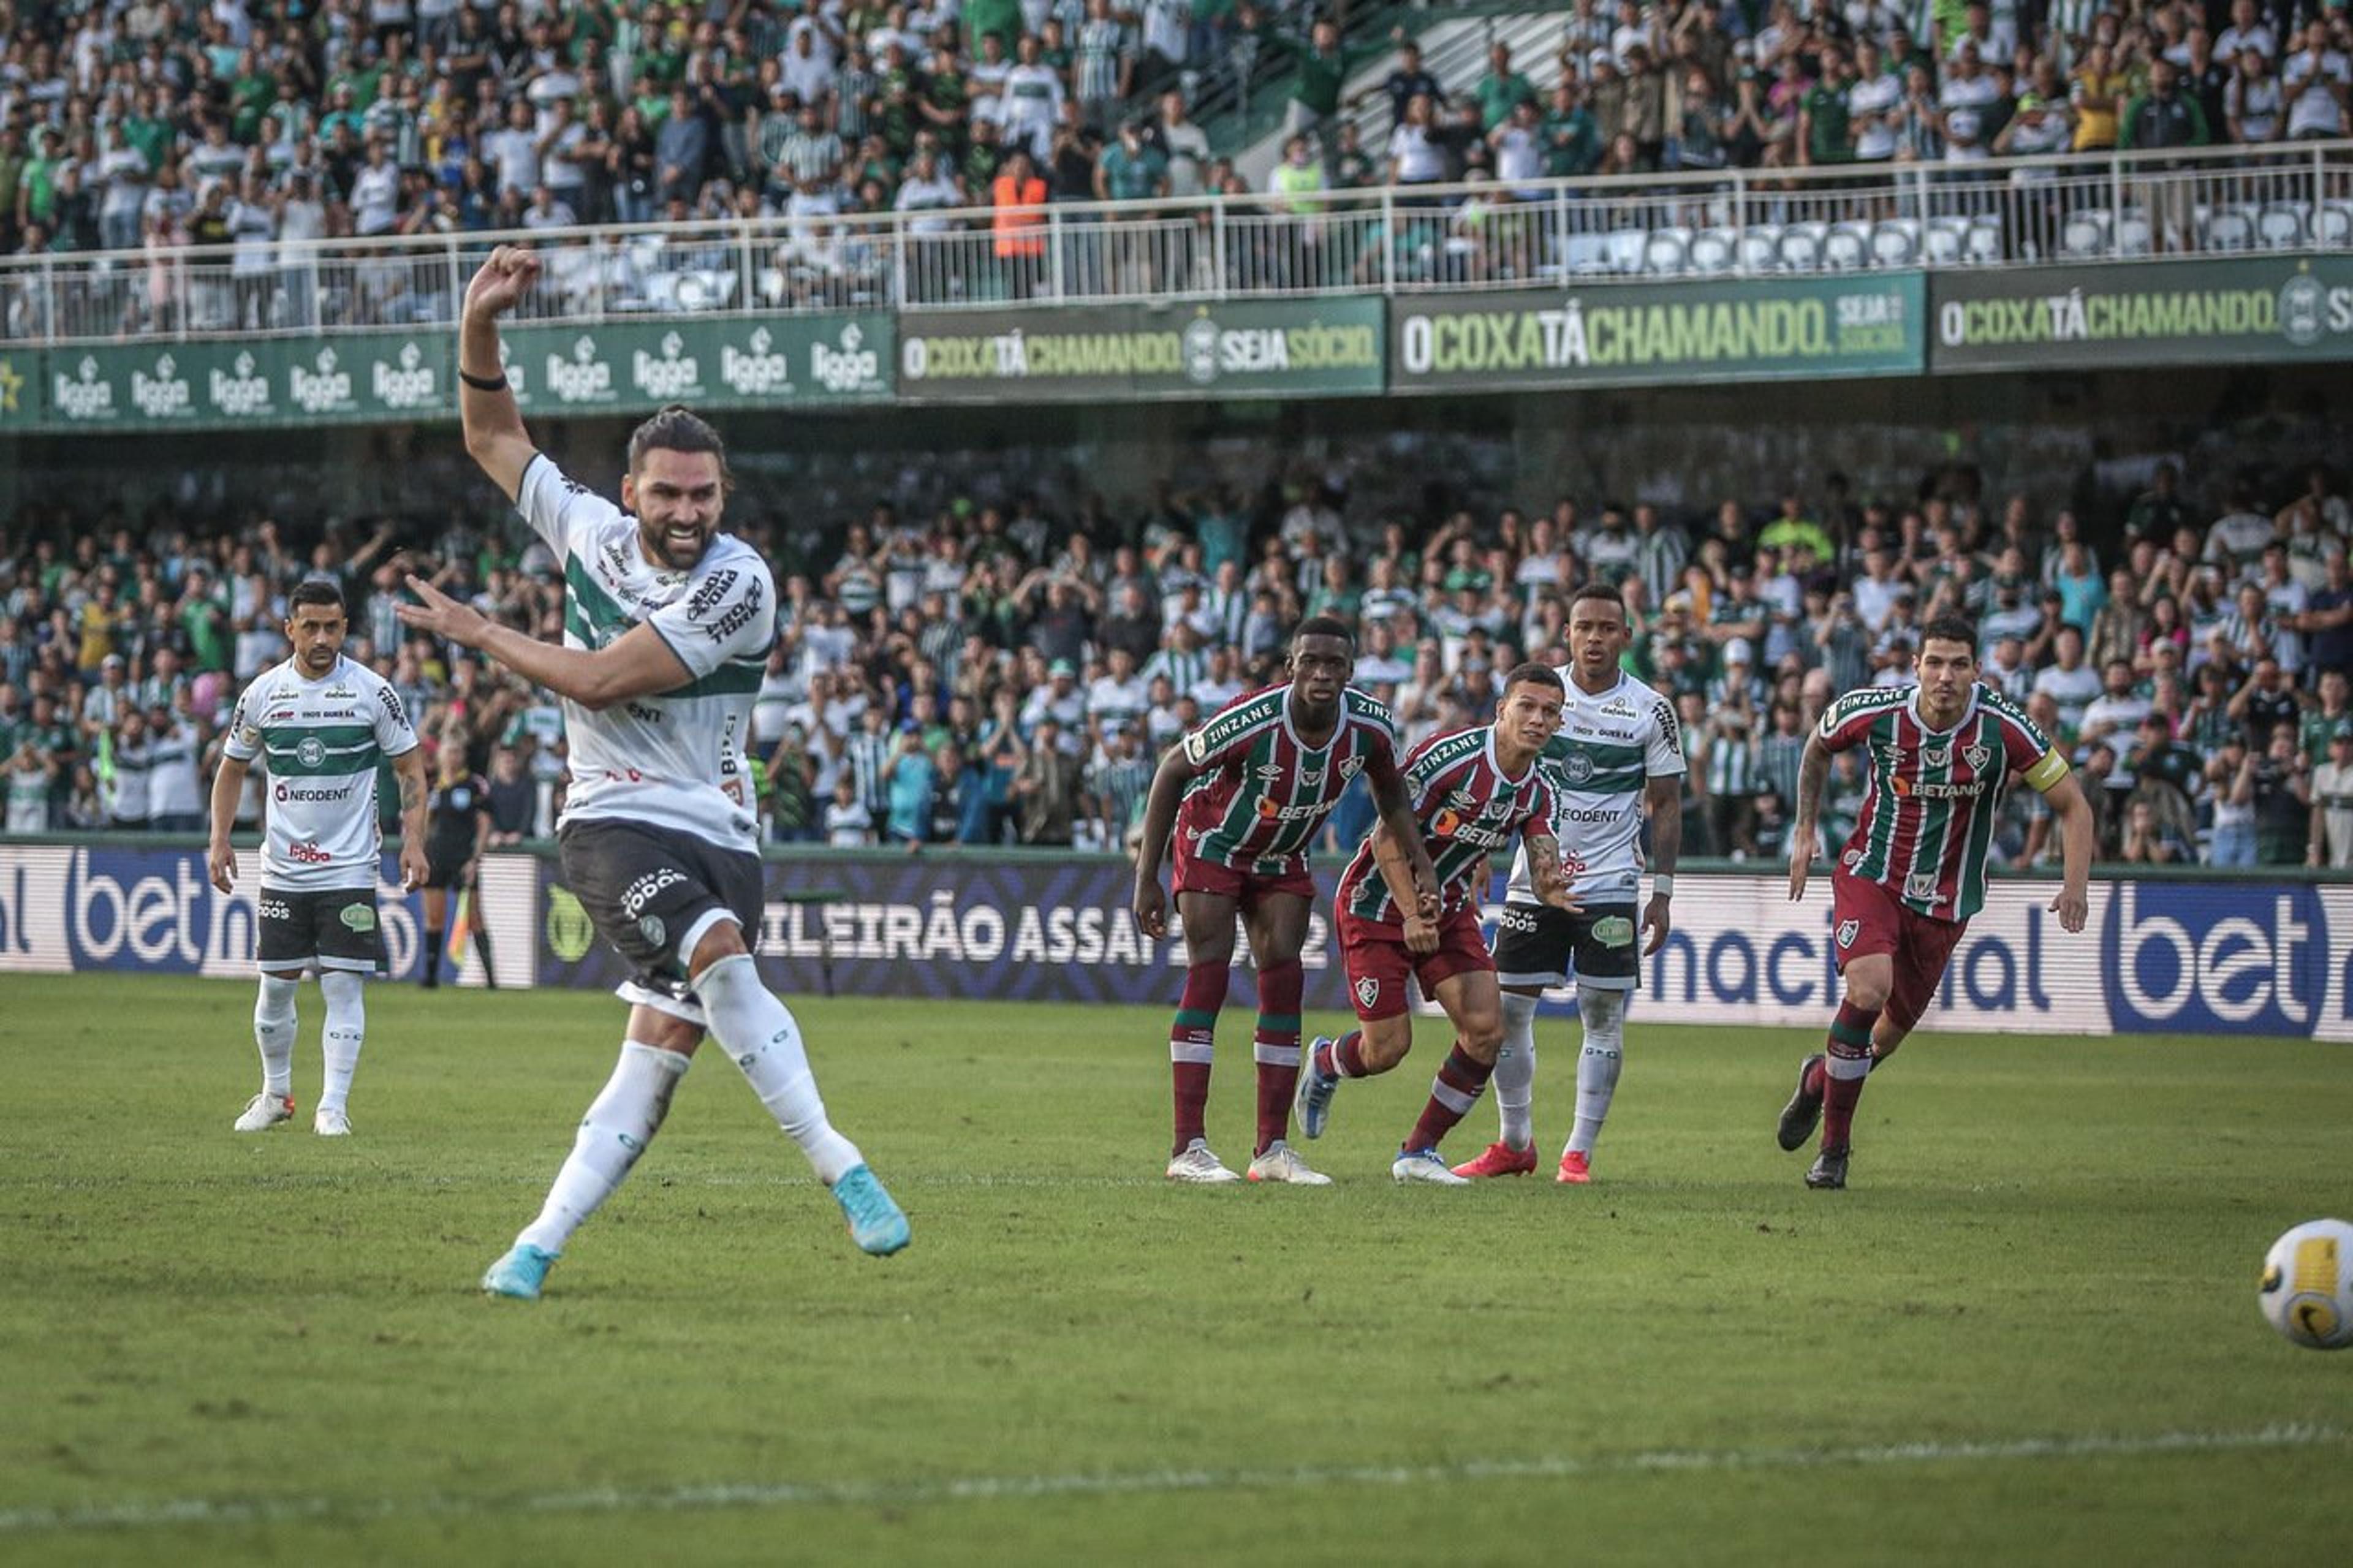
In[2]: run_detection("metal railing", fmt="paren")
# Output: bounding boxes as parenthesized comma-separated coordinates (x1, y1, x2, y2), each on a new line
(3, 142, 2345, 346)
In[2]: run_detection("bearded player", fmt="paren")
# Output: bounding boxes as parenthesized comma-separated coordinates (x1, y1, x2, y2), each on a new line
(1132, 615, 1438, 1186)
(399, 244, 907, 1298)
(1778, 615, 2093, 1189)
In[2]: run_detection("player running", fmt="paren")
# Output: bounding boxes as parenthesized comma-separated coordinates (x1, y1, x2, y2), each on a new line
(399, 244, 907, 1300)
(1132, 615, 1438, 1186)
(209, 577, 428, 1138)
(1778, 613, 2094, 1189)
(1457, 585, 1684, 1184)
(1294, 664, 1579, 1184)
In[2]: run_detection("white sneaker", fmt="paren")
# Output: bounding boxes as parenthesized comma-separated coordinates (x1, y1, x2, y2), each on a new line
(1392, 1148, 1472, 1186)
(314, 1106, 352, 1137)
(1165, 1138, 1242, 1184)
(1246, 1140, 1333, 1185)
(234, 1093, 295, 1132)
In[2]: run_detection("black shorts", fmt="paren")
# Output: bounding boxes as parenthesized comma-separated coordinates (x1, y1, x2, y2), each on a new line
(558, 818, 763, 1016)
(257, 885, 385, 975)
(423, 843, 474, 890)
(1490, 901, 1641, 993)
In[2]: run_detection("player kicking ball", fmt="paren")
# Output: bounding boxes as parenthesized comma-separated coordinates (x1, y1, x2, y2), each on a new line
(1295, 664, 1579, 1183)
(400, 245, 907, 1299)
(210, 578, 428, 1138)
(1777, 615, 2093, 1189)
(1458, 585, 1684, 1185)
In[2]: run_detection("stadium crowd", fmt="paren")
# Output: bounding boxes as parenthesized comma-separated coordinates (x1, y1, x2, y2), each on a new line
(0, 0, 2346, 275)
(5, 450, 2352, 871)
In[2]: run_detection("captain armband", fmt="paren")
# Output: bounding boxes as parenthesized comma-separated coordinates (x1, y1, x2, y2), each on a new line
(2023, 749, 2071, 793)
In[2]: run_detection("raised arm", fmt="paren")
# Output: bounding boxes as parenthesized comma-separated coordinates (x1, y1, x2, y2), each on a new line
(458, 245, 542, 503)
(394, 575, 692, 711)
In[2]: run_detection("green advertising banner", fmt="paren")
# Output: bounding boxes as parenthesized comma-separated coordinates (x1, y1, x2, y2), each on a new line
(9, 314, 889, 433)
(0, 348, 36, 430)
(499, 313, 893, 414)
(895, 297, 1385, 402)
(1389, 273, 1926, 391)
(1930, 256, 2353, 372)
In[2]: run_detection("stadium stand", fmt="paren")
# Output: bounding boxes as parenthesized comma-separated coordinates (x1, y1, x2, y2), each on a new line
(4, 439, 2350, 867)
(0, 2, 2346, 326)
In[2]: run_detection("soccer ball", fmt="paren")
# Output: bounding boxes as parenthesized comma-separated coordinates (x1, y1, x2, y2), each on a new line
(2258, 1219, 2353, 1350)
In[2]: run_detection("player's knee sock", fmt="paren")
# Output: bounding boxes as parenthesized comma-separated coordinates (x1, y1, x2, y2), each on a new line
(423, 928, 443, 984)
(1567, 985, 1627, 1157)
(1821, 999, 1880, 1154)
(1170, 961, 1228, 1153)
(1495, 993, 1539, 1151)
(1404, 1044, 1495, 1153)
(697, 952, 863, 1184)
(253, 975, 298, 1099)
(1311, 1029, 1373, 1080)
(1251, 960, 1303, 1156)
(317, 971, 365, 1115)
(518, 1040, 690, 1256)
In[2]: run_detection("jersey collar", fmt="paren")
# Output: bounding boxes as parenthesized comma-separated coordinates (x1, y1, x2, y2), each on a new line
(1908, 681, 1979, 737)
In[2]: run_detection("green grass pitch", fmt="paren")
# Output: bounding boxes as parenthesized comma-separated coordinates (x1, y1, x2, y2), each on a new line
(2, 974, 2348, 1566)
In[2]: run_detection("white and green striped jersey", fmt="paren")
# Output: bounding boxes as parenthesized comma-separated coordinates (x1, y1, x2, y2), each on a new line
(1505, 668, 1684, 905)
(518, 453, 773, 852)
(223, 654, 419, 890)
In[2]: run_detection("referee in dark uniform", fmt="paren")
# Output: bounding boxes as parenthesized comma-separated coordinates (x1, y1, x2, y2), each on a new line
(420, 737, 494, 989)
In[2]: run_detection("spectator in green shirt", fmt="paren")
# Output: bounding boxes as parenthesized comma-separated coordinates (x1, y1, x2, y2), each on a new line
(1800, 45, 1854, 165)
(1474, 41, 1537, 131)
(1540, 80, 1601, 178)
(1276, 19, 1379, 174)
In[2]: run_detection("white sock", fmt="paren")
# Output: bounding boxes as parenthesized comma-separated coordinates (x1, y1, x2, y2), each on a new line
(317, 970, 366, 1114)
(1567, 985, 1627, 1157)
(1495, 991, 1539, 1151)
(695, 951, 863, 1184)
(254, 975, 298, 1099)
(518, 1041, 691, 1256)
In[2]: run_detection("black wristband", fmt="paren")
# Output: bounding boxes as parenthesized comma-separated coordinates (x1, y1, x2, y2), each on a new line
(458, 368, 507, 392)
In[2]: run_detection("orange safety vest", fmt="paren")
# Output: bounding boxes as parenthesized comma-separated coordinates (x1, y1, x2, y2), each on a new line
(991, 174, 1047, 259)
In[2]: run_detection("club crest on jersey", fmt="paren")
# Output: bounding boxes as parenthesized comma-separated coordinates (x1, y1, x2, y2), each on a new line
(1339, 756, 1364, 779)
(1356, 977, 1380, 1010)
(1558, 751, 1597, 786)
(639, 915, 667, 950)
(1965, 744, 1991, 770)
(295, 737, 327, 768)
(1836, 918, 1859, 948)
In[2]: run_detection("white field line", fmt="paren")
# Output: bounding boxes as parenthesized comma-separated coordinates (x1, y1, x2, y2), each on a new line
(0, 1425, 2343, 1536)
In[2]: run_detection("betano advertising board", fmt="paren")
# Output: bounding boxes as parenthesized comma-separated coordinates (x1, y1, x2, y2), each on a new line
(6, 844, 2347, 1042)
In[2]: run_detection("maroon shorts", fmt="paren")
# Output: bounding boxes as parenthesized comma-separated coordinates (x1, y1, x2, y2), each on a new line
(1172, 836, 1316, 909)
(1830, 868, 1968, 1032)
(1336, 904, 1495, 1022)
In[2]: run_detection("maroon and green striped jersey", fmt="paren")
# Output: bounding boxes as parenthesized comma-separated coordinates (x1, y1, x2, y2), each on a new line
(1817, 683, 2070, 922)
(1336, 725, 1556, 924)
(1176, 684, 1400, 872)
